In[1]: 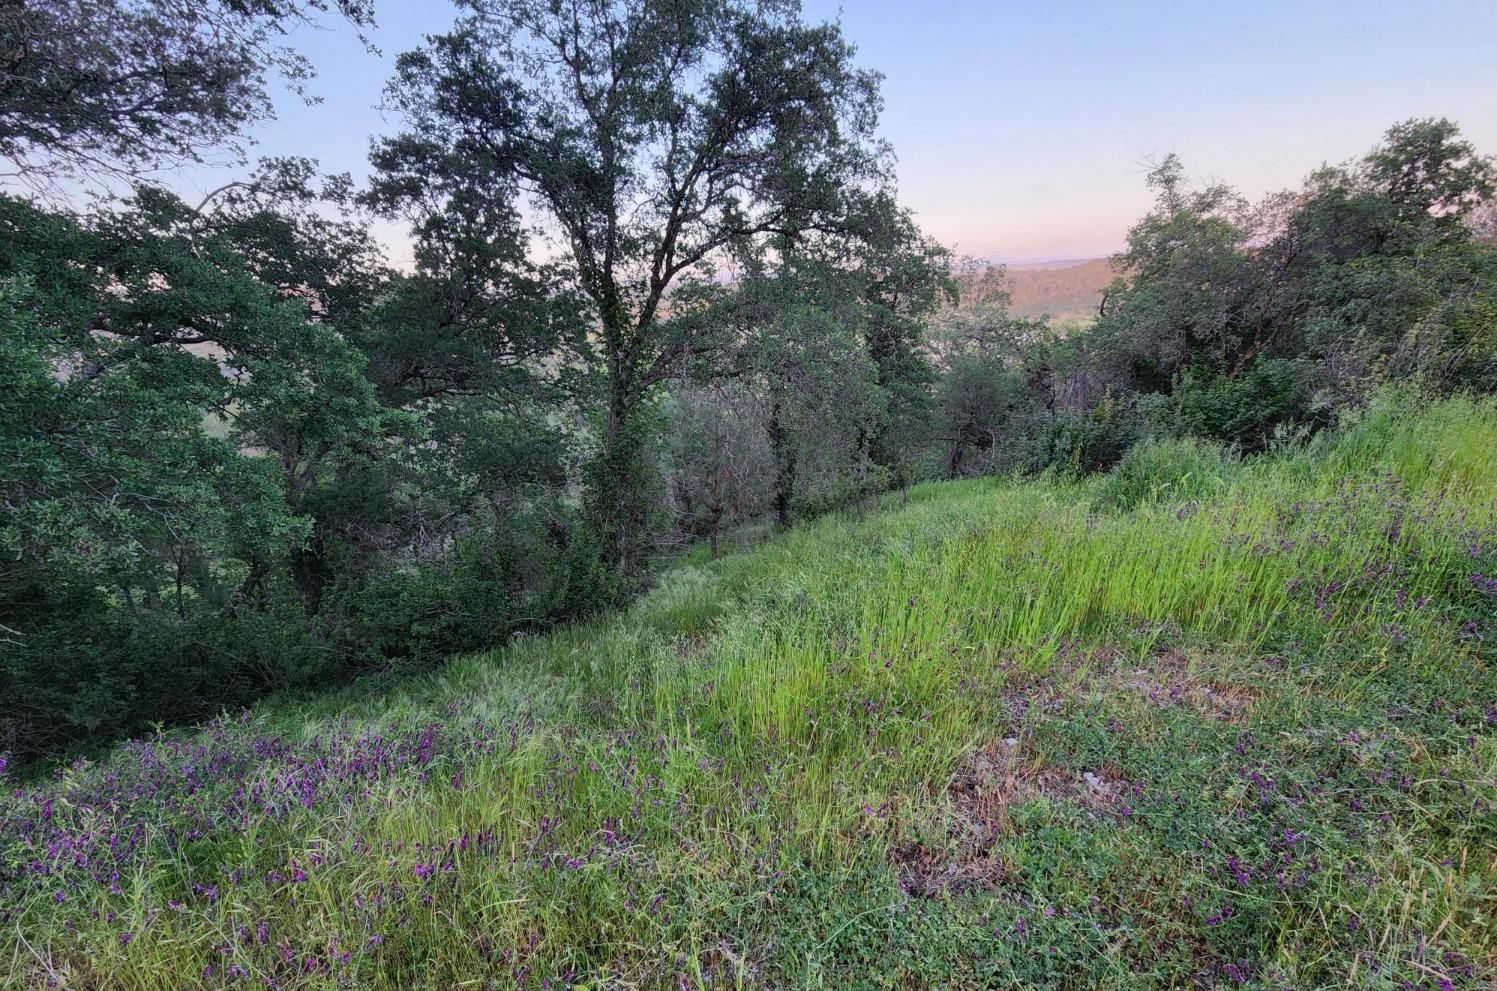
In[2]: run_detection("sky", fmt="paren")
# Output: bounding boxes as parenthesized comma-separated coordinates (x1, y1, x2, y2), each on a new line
(178, 0, 1497, 264)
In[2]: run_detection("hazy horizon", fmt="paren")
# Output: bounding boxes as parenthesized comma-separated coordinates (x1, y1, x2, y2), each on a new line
(160, 0, 1497, 265)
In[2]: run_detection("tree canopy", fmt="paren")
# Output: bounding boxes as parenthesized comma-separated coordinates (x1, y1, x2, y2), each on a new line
(373, 0, 898, 569)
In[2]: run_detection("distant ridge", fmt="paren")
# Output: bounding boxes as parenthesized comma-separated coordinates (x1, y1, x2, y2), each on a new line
(1002, 256, 1113, 327)
(1003, 257, 1105, 272)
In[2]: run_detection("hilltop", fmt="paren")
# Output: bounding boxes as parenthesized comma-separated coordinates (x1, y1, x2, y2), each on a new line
(1003, 257, 1113, 328)
(4, 393, 1493, 989)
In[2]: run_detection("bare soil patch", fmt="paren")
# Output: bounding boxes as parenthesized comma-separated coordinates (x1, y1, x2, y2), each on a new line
(1111, 650, 1260, 724)
(893, 738, 1131, 898)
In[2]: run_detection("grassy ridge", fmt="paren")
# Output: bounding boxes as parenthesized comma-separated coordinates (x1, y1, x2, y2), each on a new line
(3, 395, 1495, 989)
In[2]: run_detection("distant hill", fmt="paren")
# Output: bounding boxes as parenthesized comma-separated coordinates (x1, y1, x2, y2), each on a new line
(1002, 257, 1113, 328)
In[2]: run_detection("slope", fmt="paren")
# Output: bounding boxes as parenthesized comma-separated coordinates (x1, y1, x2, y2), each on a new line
(1004, 257, 1113, 328)
(3, 394, 1495, 990)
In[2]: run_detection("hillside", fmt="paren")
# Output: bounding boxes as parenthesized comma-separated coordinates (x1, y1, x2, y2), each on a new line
(1004, 257, 1113, 328)
(3, 394, 1494, 989)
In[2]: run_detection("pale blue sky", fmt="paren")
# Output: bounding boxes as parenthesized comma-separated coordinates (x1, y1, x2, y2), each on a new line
(190, 0, 1497, 263)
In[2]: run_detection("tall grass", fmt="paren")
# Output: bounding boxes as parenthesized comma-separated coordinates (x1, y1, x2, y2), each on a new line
(3, 393, 1494, 989)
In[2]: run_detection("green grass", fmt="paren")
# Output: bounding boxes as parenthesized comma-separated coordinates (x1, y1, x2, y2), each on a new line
(3, 393, 1495, 989)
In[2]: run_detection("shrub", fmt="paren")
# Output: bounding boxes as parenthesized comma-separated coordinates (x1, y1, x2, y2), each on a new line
(1094, 435, 1238, 511)
(339, 507, 577, 670)
(0, 503, 583, 765)
(0, 592, 331, 760)
(1170, 359, 1314, 450)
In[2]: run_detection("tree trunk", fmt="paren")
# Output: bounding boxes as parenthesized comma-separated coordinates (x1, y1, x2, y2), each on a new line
(945, 436, 965, 479)
(767, 395, 795, 528)
(588, 317, 651, 576)
(291, 537, 330, 617)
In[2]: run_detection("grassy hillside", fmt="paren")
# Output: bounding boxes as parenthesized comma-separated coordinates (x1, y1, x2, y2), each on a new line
(1004, 258, 1113, 329)
(3, 395, 1495, 990)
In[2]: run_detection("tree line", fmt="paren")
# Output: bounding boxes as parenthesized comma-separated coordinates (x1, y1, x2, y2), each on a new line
(3, 0, 1494, 762)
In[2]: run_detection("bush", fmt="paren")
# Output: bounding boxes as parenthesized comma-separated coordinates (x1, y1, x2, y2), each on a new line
(0, 590, 332, 760)
(1170, 359, 1314, 450)
(1031, 398, 1146, 476)
(339, 506, 578, 670)
(1093, 435, 1238, 511)
(1, 503, 584, 766)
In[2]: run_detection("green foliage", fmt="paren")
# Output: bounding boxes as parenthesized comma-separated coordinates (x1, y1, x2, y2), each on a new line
(934, 118, 1497, 484)
(758, 304, 891, 520)
(340, 506, 576, 669)
(1093, 434, 1237, 510)
(5, 10, 1497, 982)
(1170, 358, 1313, 448)
(373, 0, 905, 567)
(0, 175, 584, 760)
(937, 350, 1019, 468)
(659, 383, 772, 555)
(937, 338, 1145, 480)
(1089, 119, 1497, 445)
(1023, 392, 1145, 476)
(0, 0, 375, 189)
(1, 600, 332, 756)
